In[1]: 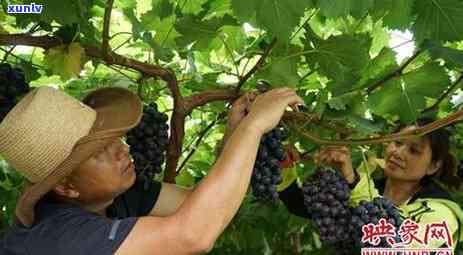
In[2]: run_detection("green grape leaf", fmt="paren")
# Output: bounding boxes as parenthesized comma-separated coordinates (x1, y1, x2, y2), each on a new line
(18, 61, 40, 82)
(370, 20, 390, 56)
(314, 89, 329, 117)
(183, 73, 219, 91)
(204, 0, 232, 19)
(255, 0, 312, 42)
(141, 13, 180, 47)
(44, 43, 84, 81)
(368, 63, 450, 122)
(412, 0, 463, 43)
(347, 115, 383, 134)
(327, 72, 359, 96)
(15, 0, 85, 27)
(277, 166, 298, 192)
(152, 0, 174, 19)
(422, 40, 463, 68)
(327, 97, 348, 110)
(0, 23, 6, 34)
(367, 79, 411, 121)
(318, 0, 374, 18)
(115, 0, 136, 9)
(175, 15, 236, 50)
(257, 58, 300, 87)
(231, 0, 258, 22)
(402, 62, 450, 97)
(182, 0, 209, 15)
(123, 8, 143, 40)
(356, 47, 399, 89)
(372, 0, 415, 30)
(305, 34, 371, 83)
(140, 32, 175, 61)
(217, 25, 247, 54)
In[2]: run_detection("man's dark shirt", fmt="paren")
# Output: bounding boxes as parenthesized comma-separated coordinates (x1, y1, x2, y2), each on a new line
(0, 178, 161, 255)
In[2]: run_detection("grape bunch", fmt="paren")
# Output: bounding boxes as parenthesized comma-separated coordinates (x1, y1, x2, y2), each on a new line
(0, 63, 30, 121)
(250, 128, 287, 202)
(458, 160, 463, 178)
(350, 197, 403, 248)
(126, 103, 169, 180)
(302, 168, 352, 245)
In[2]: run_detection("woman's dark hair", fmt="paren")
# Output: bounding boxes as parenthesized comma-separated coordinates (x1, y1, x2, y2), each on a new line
(400, 118, 461, 190)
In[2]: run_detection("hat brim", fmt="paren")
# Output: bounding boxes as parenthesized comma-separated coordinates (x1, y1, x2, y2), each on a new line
(15, 87, 142, 227)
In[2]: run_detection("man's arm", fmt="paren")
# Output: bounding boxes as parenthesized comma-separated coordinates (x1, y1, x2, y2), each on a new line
(115, 88, 304, 255)
(116, 120, 262, 255)
(149, 183, 192, 217)
(149, 92, 257, 216)
(149, 93, 256, 217)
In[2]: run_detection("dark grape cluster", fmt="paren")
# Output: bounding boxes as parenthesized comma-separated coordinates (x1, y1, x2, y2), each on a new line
(302, 168, 352, 245)
(126, 103, 169, 180)
(0, 63, 30, 121)
(350, 197, 403, 248)
(251, 128, 286, 202)
(458, 160, 463, 178)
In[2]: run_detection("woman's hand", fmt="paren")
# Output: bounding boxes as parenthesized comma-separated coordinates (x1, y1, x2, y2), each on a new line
(314, 146, 356, 184)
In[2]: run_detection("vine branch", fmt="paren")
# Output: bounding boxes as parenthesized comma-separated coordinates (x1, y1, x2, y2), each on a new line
(163, 73, 187, 183)
(102, 0, 115, 57)
(0, 34, 171, 78)
(287, 107, 463, 146)
(184, 87, 241, 112)
(366, 50, 422, 94)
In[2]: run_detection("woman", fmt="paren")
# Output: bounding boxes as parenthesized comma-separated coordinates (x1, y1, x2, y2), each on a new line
(279, 118, 463, 252)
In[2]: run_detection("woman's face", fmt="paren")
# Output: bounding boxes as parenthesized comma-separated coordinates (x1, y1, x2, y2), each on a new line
(384, 126, 439, 182)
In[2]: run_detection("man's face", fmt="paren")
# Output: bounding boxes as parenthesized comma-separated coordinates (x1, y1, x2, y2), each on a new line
(68, 137, 136, 204)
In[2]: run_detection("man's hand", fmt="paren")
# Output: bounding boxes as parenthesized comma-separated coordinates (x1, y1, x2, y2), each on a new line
(225, 91, 257, 138)
(314, 146, 356, 184)
(244, 88, 305, 135)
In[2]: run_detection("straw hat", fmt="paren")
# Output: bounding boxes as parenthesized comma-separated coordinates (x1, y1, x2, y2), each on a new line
(0, 86, 142, 227)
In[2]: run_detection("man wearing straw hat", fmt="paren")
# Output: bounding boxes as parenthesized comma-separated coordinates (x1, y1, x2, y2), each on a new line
(0, 86, 303, 255)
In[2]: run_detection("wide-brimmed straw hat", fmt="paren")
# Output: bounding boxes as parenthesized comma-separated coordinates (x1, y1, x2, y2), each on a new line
(0, 86, 142, 227)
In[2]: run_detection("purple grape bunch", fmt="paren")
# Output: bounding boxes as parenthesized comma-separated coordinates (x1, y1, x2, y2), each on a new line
(0, 63, 30, 121)
(251, 128, 287, 202)
(126, 103, 169, 180)
(458, 160, 463, 178)
(350, 197, 403, 248)
(302, 168, 352, 245)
